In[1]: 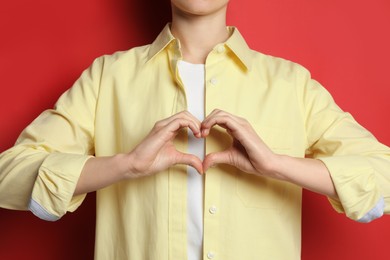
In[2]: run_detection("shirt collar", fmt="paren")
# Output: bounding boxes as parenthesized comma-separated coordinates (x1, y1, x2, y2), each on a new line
(147, 24, 253, 70)
(224, 27, 253, 70)
(147, 24, 177, 61)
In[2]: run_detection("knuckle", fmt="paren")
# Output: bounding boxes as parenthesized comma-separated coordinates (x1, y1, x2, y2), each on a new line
(171, 118, 182, 125)
(178, 110, 190, 118)
(221, 115, 230, 121)
(208, 152, 217, 161)
(154, 121, 163, 129)
(189, 156, 198, 165)
(240, 117, 248, 124)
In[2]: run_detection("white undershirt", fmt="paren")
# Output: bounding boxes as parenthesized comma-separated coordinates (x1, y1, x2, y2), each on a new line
(177, 60, 205, 260)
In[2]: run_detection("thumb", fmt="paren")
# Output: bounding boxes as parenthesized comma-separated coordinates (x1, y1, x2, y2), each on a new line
(175, 152, 204, 174)
(203, 150, 232, 172)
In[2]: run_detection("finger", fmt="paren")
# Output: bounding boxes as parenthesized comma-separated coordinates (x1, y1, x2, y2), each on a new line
(201, 113, 241, 137)
(175, 152, 204, 174)
(141, 117, 202, 160)
(157, 111, 202, 137)
(156, 111, 201, 128)
(162, 117, 202, 139)
(203, 109, 240, 121)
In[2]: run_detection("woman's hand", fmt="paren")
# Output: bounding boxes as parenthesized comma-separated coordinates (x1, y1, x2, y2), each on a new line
(201, 109, 278, 177)
(200, 109, 337, 198)
(126, 111, 204, 178)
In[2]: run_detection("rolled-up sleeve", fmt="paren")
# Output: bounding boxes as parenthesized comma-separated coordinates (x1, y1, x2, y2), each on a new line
(299, 67, 390, 222)
(320, 155, 386, 222)
(28, 153, 92, 221)
(0, 57, 104, 220)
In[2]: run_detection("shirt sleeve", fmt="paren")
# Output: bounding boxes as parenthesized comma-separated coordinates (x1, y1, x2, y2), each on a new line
(0, 57, 104, 220)
(299, 67, 390, 222)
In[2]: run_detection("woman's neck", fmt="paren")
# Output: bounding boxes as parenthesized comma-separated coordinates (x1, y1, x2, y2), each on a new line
(170, 7, 229, 64)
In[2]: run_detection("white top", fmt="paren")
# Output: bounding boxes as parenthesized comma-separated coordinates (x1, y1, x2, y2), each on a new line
(177, 60, 205, 260)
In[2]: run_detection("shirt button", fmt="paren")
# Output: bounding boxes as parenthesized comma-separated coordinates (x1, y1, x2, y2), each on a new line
(216, 45, 225, 53)
(209, 205, 217, 214)
(207, 251, 215, 259)
(209, 77, 218, 86)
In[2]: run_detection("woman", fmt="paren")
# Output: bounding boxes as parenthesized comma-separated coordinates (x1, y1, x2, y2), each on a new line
(1, 1, 389, 259)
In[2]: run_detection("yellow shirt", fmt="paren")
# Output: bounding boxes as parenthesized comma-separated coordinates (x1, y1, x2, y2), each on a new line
(1, 24, 390, 259)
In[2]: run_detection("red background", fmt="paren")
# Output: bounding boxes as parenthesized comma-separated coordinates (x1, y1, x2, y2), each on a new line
(1, 0, 390, 259)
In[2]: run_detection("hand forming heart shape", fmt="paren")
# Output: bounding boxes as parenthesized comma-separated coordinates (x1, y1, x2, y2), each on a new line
(128, 109, 276, 179)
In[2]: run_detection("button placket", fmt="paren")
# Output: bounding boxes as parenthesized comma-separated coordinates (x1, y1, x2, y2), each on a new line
(204, 60, 222, 260)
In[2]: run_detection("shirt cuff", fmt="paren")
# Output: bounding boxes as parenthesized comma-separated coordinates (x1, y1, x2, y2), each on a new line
(29, 153, 91, 220)
(357, 196, 385, 223)
(29, 197, 60, 221)
(319, 155, 384, 222)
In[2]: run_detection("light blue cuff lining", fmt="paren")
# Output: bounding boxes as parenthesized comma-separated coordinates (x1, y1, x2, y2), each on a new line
(357, 196, 385, 223)
(28, 198, 60, 222)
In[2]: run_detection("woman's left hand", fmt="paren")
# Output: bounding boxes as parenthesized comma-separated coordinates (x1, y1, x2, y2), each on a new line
(201, 109, 278, 177)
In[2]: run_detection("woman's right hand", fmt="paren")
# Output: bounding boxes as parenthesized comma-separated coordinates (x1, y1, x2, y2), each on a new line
(75, 111, 203, 195)
(126, 111, 204, 178)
